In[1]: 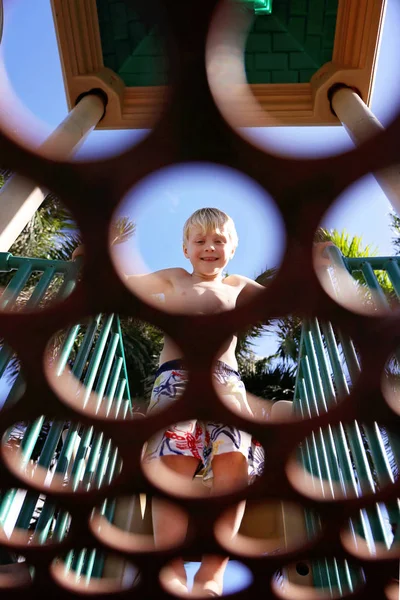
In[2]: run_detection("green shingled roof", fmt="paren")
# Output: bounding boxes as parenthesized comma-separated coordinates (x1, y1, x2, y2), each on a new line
(97, 0, 338, 86)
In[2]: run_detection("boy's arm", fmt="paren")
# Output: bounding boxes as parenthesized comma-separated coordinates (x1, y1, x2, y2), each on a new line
(234, 275, 266, 306)
(71, 245, 182, 296)
(125, 268, 182, 296)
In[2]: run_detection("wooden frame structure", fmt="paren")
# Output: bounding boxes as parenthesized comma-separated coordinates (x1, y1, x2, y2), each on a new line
(51, 0, 386, 128)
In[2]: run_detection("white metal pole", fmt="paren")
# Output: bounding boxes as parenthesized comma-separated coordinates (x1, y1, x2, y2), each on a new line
(0, 93, 105, 252)
(331, 86, 400, 215)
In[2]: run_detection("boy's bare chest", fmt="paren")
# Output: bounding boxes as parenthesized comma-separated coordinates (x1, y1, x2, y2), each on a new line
(166, 280, 239, 314)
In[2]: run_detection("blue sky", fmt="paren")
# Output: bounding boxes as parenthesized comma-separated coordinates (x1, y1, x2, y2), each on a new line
(1, 0, 400, 361)
(0, 0, 399, 590)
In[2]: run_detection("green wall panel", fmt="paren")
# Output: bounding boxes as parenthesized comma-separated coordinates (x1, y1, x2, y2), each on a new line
(96, 0, 338, 86)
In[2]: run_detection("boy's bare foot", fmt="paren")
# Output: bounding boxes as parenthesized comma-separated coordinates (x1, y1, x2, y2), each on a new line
(168, 576, 189, 596)
(160, 564, 189, 597)
(191, 580, 222, 597)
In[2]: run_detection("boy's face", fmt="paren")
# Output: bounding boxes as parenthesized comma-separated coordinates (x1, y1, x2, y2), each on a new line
(183, 225, 236, 277)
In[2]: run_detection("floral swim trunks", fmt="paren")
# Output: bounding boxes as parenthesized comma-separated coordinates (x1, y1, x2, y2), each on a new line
(144, 359, 264, 483)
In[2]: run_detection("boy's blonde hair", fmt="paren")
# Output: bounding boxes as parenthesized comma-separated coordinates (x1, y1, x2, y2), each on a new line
(183, 208, 238, 249)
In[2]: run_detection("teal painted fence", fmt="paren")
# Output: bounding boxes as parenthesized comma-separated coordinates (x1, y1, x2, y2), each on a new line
(0, 253, 132, 579)
(0, 250, 399, 591)
(293, 248, 400, 594)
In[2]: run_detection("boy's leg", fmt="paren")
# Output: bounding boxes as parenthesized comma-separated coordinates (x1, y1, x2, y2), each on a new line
(152, 455, 200, 595)
(193, 452, 248, 596)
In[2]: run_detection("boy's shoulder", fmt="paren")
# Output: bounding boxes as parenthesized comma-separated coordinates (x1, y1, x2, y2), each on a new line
(162, 267, 191, 281)
(155, 267, 189, 276)
(224, 274, 256, 287)
(225, 274, 265, 303)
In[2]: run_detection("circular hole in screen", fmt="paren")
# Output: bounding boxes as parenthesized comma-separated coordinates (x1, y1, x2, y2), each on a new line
(160, 556, 253, 598)
(315, 174, 396, 316)
(215, 499, 320, 557)
(0, 486, 71, 548)
(287, 421, 399, 502)
(207, 0, 400, 160)
(45, 314, 167, 421)
(342, 501, 400, 560)
(110, 162, 285, 312)
(0, 1, 168, 160)
(0, 553, 33, 589)
(219, 315, 359, 424)
(142, 420, 264, 498)
(272, 557, 365, 599)
(51, 550, 139, 594)
(90, 494, 188, 553)
(1, 419, 122, 493)
(0, 172, 82, 313)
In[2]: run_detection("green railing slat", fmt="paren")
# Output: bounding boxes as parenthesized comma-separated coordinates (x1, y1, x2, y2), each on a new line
(74, 548, 86, 577)
(19, 417, 45, 465)
(52, 509, 71, 542)
(311, 560, 324, 589)
(362, 423, 395, 488)
(308, 319, 335, 409)
(72, 316, 102, 379)
(104, 358, 123, 416)
(71, 426, 94, 491)
(334, 423, 359, 495)
(336, 332, 360, 384)
(115, 318, 132, 406)
(0, 489, 19, 525)
(15, 490, 41, 531)
(25, 267, 56, 308)
(56, 324, 81, 376)
(93, 439, 112, 490)
(38, 422, 64, 469)
(385, 259, 400, 301)
(344, 421, 376, 495)
(319, 323, 349, 398)
(55, 425, 81, 477)
(83, 548, 97, 579)
(92, 332, 120, 413)
(114, 379, 127, 419)
(105, 448, 120, 486)
(0, 262, 32, 310)
(301, 354, 320, 418)
(303, 324, 327, 414)
(82, 432, 104, 488)
(81, 315, 115, 407)
(360, 262, 391, 310)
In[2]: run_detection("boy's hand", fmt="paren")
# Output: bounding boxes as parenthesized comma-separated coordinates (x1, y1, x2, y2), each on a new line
(313, 241, 335, 269)
(71, 245, 85, 261)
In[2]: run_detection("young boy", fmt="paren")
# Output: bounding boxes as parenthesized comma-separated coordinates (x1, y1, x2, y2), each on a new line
(73, 208, 332, 596)
(130, 208, 266, 596)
